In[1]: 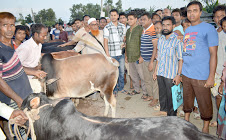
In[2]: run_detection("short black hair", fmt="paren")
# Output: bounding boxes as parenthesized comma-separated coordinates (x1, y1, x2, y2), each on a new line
(181, 18, 191, 25)
(172, 8, 182, 16)
(154, 21, 162, 25)
(151, 13, 161, 19)
(82, 15, 90, 21)
(110, 9, 118, 14)
(31, 23, 46, 36)
(213, 5, 226, 16)
(73, 18, 81, 24)
(141, 12, 151, 19)
(180, 7, 187, 17)
(15, 25, 26, 34)
(119, 12, 126, 18)
(187, 1, 203, 11)
(100, 17, 107, 22)
(220, 16, 226, 27)
(162, 16, 176, 25)
(155, 9, 163, 13)
(127, 11, 137, 18)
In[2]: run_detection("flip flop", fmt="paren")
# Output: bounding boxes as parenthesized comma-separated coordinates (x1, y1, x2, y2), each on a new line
(131, 90, 140, 95)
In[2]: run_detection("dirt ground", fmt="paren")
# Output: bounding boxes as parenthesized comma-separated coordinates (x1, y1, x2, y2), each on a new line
(76, 79, 218, 137)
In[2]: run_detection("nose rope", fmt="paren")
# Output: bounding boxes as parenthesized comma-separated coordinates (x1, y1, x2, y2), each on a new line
(8, 104, 52, 140)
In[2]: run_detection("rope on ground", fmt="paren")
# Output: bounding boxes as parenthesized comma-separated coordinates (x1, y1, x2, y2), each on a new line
(8, 104, 52, 140)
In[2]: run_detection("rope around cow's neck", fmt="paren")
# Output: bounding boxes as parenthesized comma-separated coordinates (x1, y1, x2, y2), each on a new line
(8, 104, 52, 140)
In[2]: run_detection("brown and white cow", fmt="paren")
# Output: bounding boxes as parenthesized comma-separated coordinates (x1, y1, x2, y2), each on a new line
(41, 51, 119, 117)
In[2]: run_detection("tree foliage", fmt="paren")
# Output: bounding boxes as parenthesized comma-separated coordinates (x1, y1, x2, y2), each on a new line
(34, 8, 56, 27)
(69, 3, 101, 22)
(115, 0, 123, 13)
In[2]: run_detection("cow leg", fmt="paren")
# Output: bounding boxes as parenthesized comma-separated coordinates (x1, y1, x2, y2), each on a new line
(109, 96, 116, 118)
(103, 93, 116, 118)
(103, 95, 110, 117)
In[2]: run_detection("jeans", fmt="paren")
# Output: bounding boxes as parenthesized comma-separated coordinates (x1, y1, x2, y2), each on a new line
(112, 54, 125, 93)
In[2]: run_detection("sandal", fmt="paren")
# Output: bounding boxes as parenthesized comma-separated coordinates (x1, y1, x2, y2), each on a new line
(141, 94, 149, 99)
(131, 90, 140, 95)
(144, 96, 154, 102)
(121, 89, 129, 94)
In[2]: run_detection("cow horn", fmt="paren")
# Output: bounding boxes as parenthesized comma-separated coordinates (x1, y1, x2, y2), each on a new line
(46, 78, 60, 85)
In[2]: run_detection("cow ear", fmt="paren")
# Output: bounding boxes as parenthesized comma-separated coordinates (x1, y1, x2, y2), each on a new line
(30, 97, 40, 109)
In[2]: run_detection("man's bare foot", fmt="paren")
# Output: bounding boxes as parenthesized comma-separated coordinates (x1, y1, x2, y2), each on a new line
(153, 111, 167, 116)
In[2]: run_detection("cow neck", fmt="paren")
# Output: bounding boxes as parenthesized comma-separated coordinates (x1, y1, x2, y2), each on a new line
(8, 104, 53, 140)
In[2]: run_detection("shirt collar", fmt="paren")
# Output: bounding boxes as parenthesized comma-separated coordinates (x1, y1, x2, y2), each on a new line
(143, 23, 153, 32)
(30, 37, 42, 47)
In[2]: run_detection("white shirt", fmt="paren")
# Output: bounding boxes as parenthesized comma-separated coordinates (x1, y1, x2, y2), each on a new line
(16, 37, 42, 79)
(0, 102, 14, 140)
(217, 31, 226, 74)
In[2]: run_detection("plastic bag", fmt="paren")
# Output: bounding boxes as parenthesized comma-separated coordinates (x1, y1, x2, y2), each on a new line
(171, 83, 183, 111)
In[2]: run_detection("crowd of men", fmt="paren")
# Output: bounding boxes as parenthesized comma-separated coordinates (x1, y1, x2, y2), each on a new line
(0, 0, 225, 139)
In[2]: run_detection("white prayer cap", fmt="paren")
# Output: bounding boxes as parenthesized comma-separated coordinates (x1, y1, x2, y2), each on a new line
(88, 18, 96, 25)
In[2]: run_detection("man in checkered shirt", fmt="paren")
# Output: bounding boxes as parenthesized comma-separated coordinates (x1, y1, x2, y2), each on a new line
(103, 9, 126, 96)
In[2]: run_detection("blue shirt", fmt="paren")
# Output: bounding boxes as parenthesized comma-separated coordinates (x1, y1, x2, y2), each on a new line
(140, 24, 157, 61)
(157, 33, 183, 79)
(173, 25, 184, 35)
(182, 22, 218, 80)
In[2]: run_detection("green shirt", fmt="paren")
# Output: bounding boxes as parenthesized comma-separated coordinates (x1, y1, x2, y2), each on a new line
(126, 25, 143, 62)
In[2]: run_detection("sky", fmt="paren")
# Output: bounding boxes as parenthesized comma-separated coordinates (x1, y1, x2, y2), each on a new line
(1, 0, 226, 22)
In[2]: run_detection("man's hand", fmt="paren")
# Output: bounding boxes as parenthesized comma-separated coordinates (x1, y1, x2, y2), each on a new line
(148, 61, 153, 71)
(204, 76, 215, 88)
(138, 57, 143, 64)
(34, 70, 47, 79)
(125, 56, 128, 63)
(218, 82, 224, 95)
(10, 110, 28, 125)
(58, 44, 66, 47)
(173, 75, 182, 85)
(153, 72, 157, 80)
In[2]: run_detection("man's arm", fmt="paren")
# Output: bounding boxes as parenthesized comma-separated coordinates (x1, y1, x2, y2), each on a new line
(58, 40, 76, 47)
(205, 46, 218, 88)
(0, 78, 23, 107)
(104, 38, 110, 57)
(23, 67, 47, 79)
(148, 39, 158, 71)
(173, 59, 183, 85)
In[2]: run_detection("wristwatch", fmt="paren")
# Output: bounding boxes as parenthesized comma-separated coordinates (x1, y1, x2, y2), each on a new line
(177, 73, 183, 77)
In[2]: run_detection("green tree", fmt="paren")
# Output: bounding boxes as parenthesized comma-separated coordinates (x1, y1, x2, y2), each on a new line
(17, 13, 26, 25)
(115, 0, 123, 13)
(25, 14, 33, 23)
(103, 0, 115, 17)
(57, 18, 64, 25)
(69, 3, 84, 22)
(34, 8, 56, 27)
(69, 3, 101, 22)
(149, 6, 156, 15)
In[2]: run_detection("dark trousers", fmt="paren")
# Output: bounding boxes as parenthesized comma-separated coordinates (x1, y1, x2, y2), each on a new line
(157, 76, 177, 116)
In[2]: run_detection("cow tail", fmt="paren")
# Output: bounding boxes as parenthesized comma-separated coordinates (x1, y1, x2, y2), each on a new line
(41, 53, 57, 97)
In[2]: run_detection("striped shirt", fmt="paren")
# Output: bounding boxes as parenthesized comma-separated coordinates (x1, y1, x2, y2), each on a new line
(140, 24, 157, 61)
(0, 41, 32, 104)
(157, 33, 183, 79)
(103, 22, 126, 56)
